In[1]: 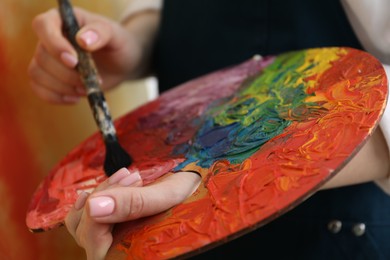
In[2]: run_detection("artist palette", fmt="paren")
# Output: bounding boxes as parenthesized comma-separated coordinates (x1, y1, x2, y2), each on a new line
(26, 47, 388, 259)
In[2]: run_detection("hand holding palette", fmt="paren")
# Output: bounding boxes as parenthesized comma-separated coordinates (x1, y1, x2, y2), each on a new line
(26, 47, 388, 259)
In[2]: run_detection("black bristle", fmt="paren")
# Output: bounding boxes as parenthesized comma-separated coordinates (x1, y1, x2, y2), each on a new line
(103, 139, 132, 176)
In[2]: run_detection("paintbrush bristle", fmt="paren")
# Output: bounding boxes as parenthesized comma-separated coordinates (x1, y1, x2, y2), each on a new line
(104, 139, 132, 176)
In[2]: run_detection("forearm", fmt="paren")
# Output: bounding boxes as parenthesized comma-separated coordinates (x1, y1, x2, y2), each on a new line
(341, 0, 390, 64)
(321, 127, 390, 191)
(121, 9, 160, 79)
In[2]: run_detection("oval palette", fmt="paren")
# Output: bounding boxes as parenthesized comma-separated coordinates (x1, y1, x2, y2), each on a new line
(26, 47, 388, 259)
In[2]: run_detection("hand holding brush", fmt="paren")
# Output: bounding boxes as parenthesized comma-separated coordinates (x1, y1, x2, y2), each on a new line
(57, 0, 132, 176)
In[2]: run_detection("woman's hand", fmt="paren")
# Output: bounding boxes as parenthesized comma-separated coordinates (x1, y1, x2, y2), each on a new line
(65, 168, 201, 260)
(28, 7, 143, 104)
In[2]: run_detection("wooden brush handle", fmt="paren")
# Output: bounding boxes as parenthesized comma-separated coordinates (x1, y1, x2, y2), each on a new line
(58, 0, 117, 142)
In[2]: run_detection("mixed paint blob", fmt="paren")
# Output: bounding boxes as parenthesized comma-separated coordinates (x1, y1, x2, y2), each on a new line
(27, 47, 387, 259)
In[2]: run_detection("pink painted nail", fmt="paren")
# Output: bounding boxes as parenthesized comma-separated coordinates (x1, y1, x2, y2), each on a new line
(79, 30, 99, 46)
(89, 196, 115, 217)
(74, 191, 89, 210)
(60, 52, 78, 67)
(118, 172, 141, 186)
(108, 167, 131, 185)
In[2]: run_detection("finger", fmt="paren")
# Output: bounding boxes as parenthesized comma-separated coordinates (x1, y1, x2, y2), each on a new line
(93, 168, 142, 193)
(34, 43, 82, 88)
(76, 23, 113, 52)
(87, 171, 201, 223)
(77, 215, 113, 260)
(67, 192, 113, 260)
(30, 80, 80, 104)
(28, 59, 81, 104)
(73, 8, 120, 52)
(65, 191, 90, 240)
(32, 9, 78, 67)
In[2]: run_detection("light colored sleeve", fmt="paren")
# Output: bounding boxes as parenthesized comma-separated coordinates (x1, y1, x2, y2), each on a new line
(341, 0, 390, 64)
(379, 64, 390, 162)
(375, 64, 390, 194)
(119, 0, 162, 22)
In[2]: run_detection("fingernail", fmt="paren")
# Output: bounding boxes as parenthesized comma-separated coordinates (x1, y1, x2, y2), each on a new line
(118, 171, 141, 186)
(74, 191, 89, 210)
(89, 196, 115, 217)
(108, 167, 131, 185)
(79, 30, 99, 46)
(60, 52, 78, 67)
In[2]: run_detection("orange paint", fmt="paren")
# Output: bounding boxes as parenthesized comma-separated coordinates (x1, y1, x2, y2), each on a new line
(27, 48, 388, 259)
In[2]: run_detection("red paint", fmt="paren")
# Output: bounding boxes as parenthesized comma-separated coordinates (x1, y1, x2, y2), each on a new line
(26, 48, 388, 259)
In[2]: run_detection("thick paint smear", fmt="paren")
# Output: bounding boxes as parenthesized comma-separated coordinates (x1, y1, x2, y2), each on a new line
(26, 47, 388, 259)
(174, 49, 341, 169)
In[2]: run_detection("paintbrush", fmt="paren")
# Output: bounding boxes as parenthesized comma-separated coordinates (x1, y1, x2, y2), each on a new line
(57, 0, 132, 176)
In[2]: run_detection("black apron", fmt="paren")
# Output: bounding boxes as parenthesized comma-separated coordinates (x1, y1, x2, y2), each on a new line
(152, 1, 390, 259)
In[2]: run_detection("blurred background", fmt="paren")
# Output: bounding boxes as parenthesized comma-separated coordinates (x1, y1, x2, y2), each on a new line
(0, 0, 155, 259)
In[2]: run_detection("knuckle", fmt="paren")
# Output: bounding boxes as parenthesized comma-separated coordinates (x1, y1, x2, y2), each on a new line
(31, 16, 42, 31)
(31, 13, 48, 32)
(32, 9, 56, 30)
(125, 192, 145, 219)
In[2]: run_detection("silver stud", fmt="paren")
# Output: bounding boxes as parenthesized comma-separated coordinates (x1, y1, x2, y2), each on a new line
(327, 220, 342, 234)
(352, 223, 366, 236)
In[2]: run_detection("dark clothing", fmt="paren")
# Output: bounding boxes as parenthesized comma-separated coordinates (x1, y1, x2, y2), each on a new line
(152, 0, 390, 259)
(191, 183, 390, 260)
(153, 0, 362, 92)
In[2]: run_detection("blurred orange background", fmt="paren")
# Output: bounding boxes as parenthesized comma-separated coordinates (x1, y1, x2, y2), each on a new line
(0, 1, 152, 259)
